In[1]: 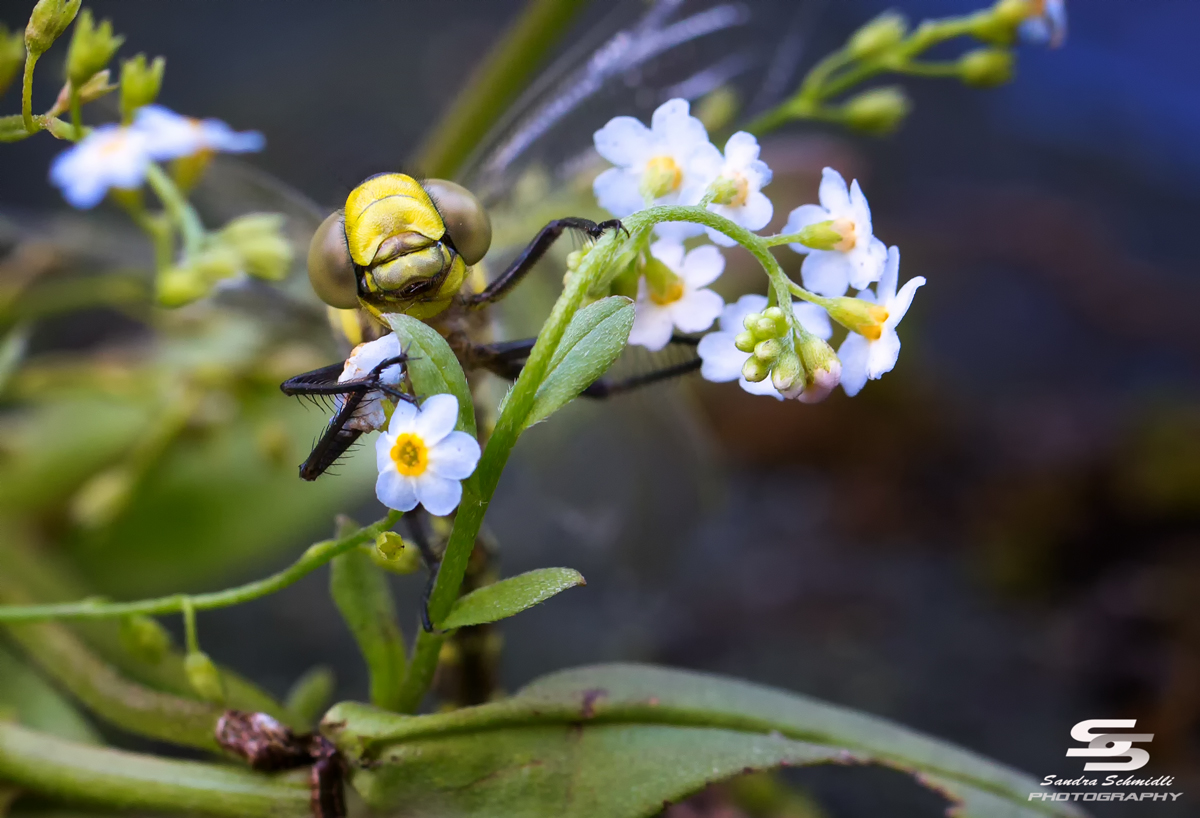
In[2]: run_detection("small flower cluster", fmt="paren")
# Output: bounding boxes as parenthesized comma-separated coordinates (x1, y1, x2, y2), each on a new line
(592, 98, 925, 400)
(50, 104, 263, 208)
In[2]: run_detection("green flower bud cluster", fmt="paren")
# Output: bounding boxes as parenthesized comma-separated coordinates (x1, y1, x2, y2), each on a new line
(842, 86, 911, 136)
(959, 48, 1014, 87)
(370, 531, 422, 575)
(156, 214, 293, 307)
(65, 9, 123, 89)
(0, 25, 24, 98)
(847, 12, 908, 61)
(24, 0, 80, 57)
(735, 305, 790, 383)
(119, 615, 172, 664)
(184, 650, 225, 703)
(120, 53, 164, 122)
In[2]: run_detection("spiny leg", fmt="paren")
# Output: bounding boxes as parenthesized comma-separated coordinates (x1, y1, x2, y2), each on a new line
(459, 217, 625, 308)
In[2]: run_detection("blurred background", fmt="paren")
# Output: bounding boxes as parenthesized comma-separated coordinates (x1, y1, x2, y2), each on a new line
(0, 1, 1197, 816)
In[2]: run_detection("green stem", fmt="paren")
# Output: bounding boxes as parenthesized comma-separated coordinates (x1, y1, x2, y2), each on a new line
(68, 86, 82, 136)
(20, 52, 38, 133)
(413, 0, 588, 178)
(182, 596, 199, 653)
(144, 162, 204, 258)
(0, 722, 310, 817)
(0, 512, 401, 623)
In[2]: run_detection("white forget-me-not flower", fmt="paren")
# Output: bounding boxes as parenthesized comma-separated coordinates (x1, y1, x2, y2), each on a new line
(628, 240, 725, 352)
(375, 393, 481, 517)
(704, 131, 773, 247)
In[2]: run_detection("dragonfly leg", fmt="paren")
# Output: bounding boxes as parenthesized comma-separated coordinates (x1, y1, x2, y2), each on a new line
(459, 218, 625, 308)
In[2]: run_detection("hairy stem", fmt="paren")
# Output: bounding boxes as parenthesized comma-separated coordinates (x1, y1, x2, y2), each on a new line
(0, 722, 310, 817)
(413, 0, 588, 178)
(0, 512, 401, 623)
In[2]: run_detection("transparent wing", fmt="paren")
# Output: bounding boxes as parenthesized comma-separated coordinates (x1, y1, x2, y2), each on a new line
(460, 0, 828, 205)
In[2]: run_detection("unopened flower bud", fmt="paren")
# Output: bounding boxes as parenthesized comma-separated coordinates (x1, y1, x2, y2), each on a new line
(70, 466, 134, 528)
(221, 213, 293, 281)
(119, 53, 164, 122)
(156, 265, 210, 307)
(825, 296, 889, 340)
(842, 86, 911, 136)
(848, 12, 907, 60)
(193, 244, 241, 282)
(770, 349, 803, 394)
(754, 338, 782, 362)
(734, 331, 757, 353)
(119, 615, 171, 664)
(960, 48, 1014, 87)
(25, 0, 80, 56)
(788, 219, 846, 252)
(742, 356, 770, 383)
(65, 9, 123, 89)
(371, 531, 422, 575)
(761, 306, 788, 336)
(45, 69, 115, 117)
(184, 650, 225, 703)
(707, 174, 742, 206)
(694, 84, 739, 133)
(795, 334, 841, 404)
(0, 26, 24, 98)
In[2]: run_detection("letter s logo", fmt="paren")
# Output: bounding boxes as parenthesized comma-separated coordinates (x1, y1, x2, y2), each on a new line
(1066, 720, 1154, 771)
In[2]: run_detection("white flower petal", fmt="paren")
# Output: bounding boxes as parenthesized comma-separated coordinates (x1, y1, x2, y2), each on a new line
(838, 333, 870, 397)
(649, 239, 685, 271)
(794, 302, 833, 340)
(386, 400, 419, 433)
(867, 328, 901, 379)
(593, 116, 652, 166)
(376, 470, 418, 512)
(593, 168, 643, 218)
(412, 393, 460, 445)
(415, 474, 463, 517)
(818, 167, 852, 214)
(722, 131, 760, 167)
(698, 331, 745, 382)
(740, 190, 774, 232)
(800, 251, 852, 297)
(652, 98, 707, 146)
(848, 237, 889, 290)
(428, 431, 481, 480)
(705, 226, 737, 247)
(376, 430, 396, 472)
(848, 179, 873, 236)
(888, 276, 926, 330)
(681, 245, 724, 288)
(671, 288, 723, 333)
(721, 294, 768, 331)
(875, 245, 900, 303)
(628, 304, 676, 351)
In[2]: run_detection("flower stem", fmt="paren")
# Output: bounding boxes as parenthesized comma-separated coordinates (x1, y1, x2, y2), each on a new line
(0, 512, 402, 623)
(144, 162, 205, 258)
(68, 87, 82, 136)
(21, 52, 38, 134)
(0, 721, 310, 817)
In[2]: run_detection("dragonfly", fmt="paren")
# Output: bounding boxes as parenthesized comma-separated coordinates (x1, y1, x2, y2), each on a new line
(254, 0, 824, 483)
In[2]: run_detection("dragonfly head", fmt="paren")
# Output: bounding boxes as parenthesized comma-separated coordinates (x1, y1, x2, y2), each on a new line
(306, 173, 492, 320)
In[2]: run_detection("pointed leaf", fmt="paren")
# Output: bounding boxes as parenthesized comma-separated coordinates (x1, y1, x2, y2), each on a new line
(330, 548, 406, 712)
(523, 296, 633, 428)
(386, 313, 476, 437)
(325, 663, 1083, 818)
(440, 567, 585, 631)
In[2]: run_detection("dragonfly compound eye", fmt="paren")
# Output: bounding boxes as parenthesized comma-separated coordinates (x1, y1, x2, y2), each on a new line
(422, 179, 492, 266)
(308, 210, 361, 309)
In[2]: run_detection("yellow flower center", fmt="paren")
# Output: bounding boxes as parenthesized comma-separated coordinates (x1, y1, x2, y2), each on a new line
(649, 278, 685, 306)
(727, 173, 750, 207)
(860, 305, 889, 340)
(832, 218, 858, 252)
(390, 433, 429, 477)
(641, 155, 683, 199)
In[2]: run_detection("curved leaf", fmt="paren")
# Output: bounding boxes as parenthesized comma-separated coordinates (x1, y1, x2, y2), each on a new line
(330, 547, 406, 712)
(324, 663, 1082, 818)
(440, 567, 585, 630)
(523, 296, 633, 428)
(386, 313, 477, 437)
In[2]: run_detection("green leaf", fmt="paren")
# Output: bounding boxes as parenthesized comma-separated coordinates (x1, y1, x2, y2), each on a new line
(0, 115, 34, 143)
(440, 567, 585, 630)
(330, 547, 406, 712)
(523, 297, 633, 428)
(284, 665, 335, 730)
(386, 313, 477, 437)
(0, 644, 101, 745)
(324, 663, 1082, 818)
